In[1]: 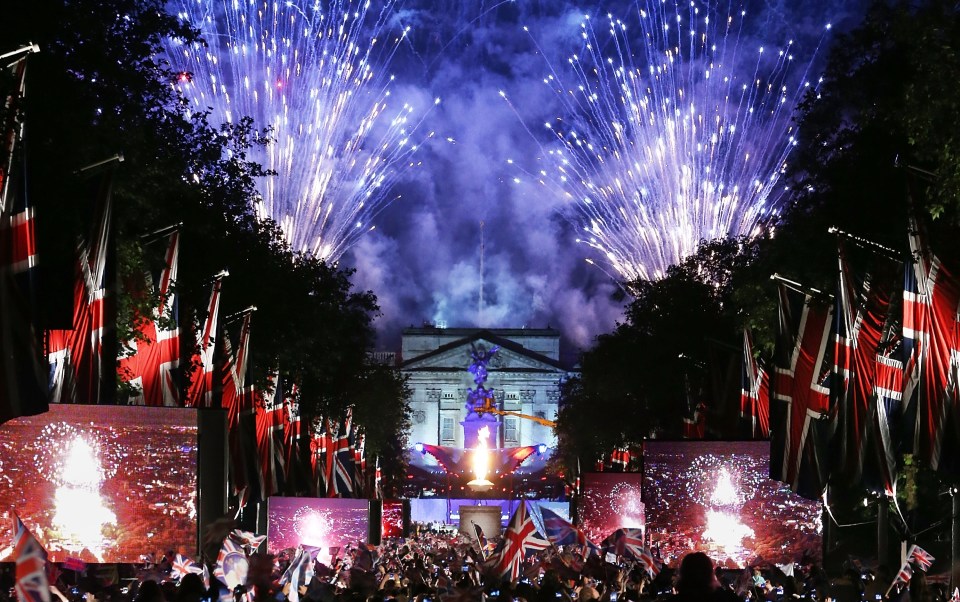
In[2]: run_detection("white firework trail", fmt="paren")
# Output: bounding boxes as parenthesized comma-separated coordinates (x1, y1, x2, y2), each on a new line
(166, 0, 437, 261)
(505, 1, 831, 281)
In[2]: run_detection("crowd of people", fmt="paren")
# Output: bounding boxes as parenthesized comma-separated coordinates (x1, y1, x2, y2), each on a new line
(0, 527, 954, 602)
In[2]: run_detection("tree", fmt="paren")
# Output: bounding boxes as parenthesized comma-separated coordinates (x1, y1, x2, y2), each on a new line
(2, 1, 409, 481)
(556, 238, 761, 467)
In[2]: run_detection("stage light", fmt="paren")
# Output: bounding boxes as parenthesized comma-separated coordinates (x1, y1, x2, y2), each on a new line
(537, 443, 547, 455)
(414, 442, 424, 453)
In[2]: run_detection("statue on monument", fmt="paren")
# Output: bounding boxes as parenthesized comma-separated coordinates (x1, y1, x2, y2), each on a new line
(464, 344, 499, 420)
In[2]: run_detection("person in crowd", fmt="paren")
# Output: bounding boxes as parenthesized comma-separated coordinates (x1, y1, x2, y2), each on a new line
(667, 553, 739, 602)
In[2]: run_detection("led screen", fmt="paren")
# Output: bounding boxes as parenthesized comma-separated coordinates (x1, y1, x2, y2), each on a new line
(409, 498, 568, 527)
(579, 472, 645, 544)
(267, 497, 369, 555)
(0, 404, 198, 563)
(643, 440, 821, 568)
(381, 500, 405, 539)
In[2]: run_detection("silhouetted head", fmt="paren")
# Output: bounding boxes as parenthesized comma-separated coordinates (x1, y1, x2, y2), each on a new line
(676, 552, 717, 593)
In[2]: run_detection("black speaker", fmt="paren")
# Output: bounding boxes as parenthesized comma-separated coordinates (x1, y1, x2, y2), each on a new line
(401, 499, 411, 537)
(368, 500, 383, 545)
(197, 409, 228, 556)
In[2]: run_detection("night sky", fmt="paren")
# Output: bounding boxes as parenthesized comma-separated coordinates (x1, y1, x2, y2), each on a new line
(180, 0, 869, 353)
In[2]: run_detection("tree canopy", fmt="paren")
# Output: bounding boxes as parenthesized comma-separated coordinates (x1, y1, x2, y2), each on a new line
(2, 0, 409, 470)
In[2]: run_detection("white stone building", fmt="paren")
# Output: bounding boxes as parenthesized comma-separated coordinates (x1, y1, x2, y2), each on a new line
(400, 327, 577, 450)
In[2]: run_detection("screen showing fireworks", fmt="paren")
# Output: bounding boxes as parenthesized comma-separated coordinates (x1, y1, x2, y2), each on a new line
(0, 404, 198, 563)
(267, 497, 369, 555)
(381, 500, 405, 539)
(643, 441, 822, 568)
(579, 473, 645, 544)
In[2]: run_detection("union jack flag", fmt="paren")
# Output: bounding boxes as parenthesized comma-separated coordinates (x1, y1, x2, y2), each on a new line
(214, 535, 248, 591)
(118, 229, 181, 407)
(907, 544, 935, 572)
(12, 513, 50, 602)
(741, 329, 770, 438)
(603, 528, 644, 560)
(891, 561, 913, 590)
(902, 221, 960, 477)
(229, 529, 266, 553)
(769, 284, 835, 500)
(488, 501, 540, 582)
(330, 408, 354, 497)
(832, 244, 900, 493)
(47, 171, 113, 405)
(186, 272, 224, 407)
(256, 372, 287, 497)
(539, 507, 599, 554)
(171, 554, 203, 580)
(1, 48, 46, 425)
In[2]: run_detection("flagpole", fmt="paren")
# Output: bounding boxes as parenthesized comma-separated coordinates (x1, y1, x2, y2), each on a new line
(0, 44, 40, 62)
(828, 227, 902, 262)
(225, 306, 257, 323)
(471, 521, 486, 560)
(769, 273, 833, 299)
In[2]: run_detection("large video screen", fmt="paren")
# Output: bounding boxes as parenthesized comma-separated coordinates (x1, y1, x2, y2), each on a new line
(409, 498, 567, 528)
(381, 500, 406, 539)
(0, 404, 198, 563)
(643, 441, 821, 568)
(267, 497, 369, 556)
(579, 473, 645, 544)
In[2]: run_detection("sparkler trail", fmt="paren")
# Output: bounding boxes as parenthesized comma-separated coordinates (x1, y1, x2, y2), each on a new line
(505, 1, 830, 281)
(166, 0, 437, 261)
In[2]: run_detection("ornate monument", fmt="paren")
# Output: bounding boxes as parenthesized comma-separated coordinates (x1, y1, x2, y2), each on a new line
(461, 343, 501, 448)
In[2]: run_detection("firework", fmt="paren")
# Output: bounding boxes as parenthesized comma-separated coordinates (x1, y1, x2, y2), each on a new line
(166, 0, 436, 261)
(506, 1, 830, 281)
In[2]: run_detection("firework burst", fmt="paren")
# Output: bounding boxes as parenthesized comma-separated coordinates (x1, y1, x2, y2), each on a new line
(506, 1, 830, 281)
(33, 422, 121, 487)
(166, 0, 437, 261)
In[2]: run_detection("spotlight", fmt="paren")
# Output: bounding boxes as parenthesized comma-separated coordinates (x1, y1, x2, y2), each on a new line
(537, 443, 547, 455)
(414, 442, 424, 453)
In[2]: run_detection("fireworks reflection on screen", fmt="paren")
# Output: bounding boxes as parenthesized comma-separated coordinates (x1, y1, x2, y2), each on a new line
(0, 405, 199, 563)
(643, 441, 821, 568)
(579, 473, 645, 544)
(267, 497, 369, 556)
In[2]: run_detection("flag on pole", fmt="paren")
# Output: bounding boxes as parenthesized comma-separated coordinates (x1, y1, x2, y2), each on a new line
(539, 507, 599, 554)
(906, 544, 935, 572)
(1, 49, 46, 424)
(488, 501, 540, 582)
(255, 372, 287, 497)
(741, 329, 770, 438)
(171, 554, 203, 580)
(222, 313, 254, 504)
(769, 284, 835, 499)
(331, 408, 355, 497)
(118, 229, 181, 407)
(831, 243, 900, 493)
(186, 272, 225, 407)
(901, 219, 960, 477)
(47, 171, 114, 405)
(214, 535, 248, 591)
(11, 513, 50, 602)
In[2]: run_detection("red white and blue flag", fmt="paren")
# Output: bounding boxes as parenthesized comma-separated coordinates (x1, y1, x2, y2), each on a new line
(769, 284, 835, 500)
(907, 544, 935, 572)
(12, 513, 50, 602)
(901, 221, 960, 477)
(172, 554, 203, 580)
(214, 535, 248, 591)
(186, 272, 225, 407)
(489, 501, 540, 582)
(832, 243, 900, 493)
(47, 172, 113, 405)
(539, 507, 599, 554)
(741, 329, 770, 438)
(1, 48, 46, 425)
(118, 229, 181, 407)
